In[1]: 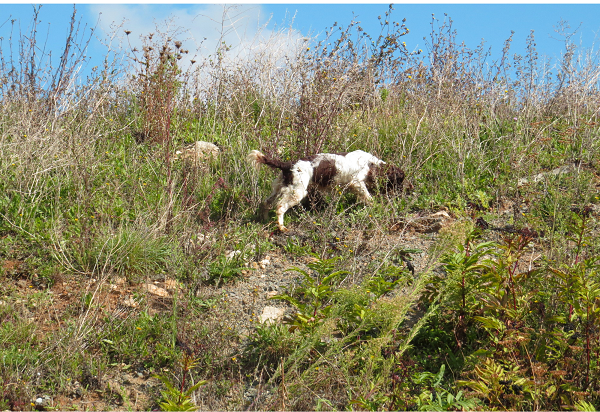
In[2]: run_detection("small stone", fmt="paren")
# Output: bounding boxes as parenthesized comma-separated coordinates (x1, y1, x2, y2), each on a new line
(164, 278, 179, 290)
(122, 296, 139, 308)
(245, 387, 258, 399)
(259, 306, 285, 324)
(144, 283, 169, 297)
(225, 250, 241, 260)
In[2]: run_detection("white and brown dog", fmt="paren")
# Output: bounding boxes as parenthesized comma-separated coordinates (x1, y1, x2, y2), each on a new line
(248, 149, 407, 231)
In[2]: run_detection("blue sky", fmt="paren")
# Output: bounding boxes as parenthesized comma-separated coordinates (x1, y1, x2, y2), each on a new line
(2, 3, 600, 77)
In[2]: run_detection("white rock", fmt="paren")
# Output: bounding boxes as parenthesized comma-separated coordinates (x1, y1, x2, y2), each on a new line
(517, 163, 579, 187)
(429, 211, 451, 220)
(225, 250, 242, 260)
(122, 296, 139, 308)
(174, 141, 220, 162)
(259, 306, 285, 324)
(144, 283, 169, 297)
(164, 278, 180, 290)
(196, 233, 210, 243)
(114, 276, 126, 285)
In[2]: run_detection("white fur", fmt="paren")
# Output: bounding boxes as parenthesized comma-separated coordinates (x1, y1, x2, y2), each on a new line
(249, 150, 385, 231)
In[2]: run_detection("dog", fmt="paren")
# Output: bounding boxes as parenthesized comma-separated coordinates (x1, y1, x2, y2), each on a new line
(248, 149, 406, 231)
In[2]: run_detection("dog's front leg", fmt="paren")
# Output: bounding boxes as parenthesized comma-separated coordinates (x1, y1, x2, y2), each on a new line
(350, 181, 374, 204)
(258, 176, 284, 223)
(258, 201, 271, 222)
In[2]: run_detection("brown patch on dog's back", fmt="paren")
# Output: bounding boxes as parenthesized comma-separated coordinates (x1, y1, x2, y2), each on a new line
(312, 159, 338, 188)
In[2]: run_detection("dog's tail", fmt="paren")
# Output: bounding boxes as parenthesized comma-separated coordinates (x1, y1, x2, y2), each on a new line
(247, 150, 292, 172)
(247, 150, 266, 170)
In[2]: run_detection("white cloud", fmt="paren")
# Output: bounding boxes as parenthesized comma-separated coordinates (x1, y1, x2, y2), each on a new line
(88, 4, 305, 67)
(87, 4, 309, 102)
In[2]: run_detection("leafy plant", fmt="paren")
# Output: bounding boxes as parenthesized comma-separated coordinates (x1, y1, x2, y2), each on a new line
(271, 257, 348, 333)
(367, 263, 412, 298)
(574, 400, 597, 412)
(458, 358, 531, 410)
(206, 254, 247, 286)
(336, 261, 412, 337)
(350, 382, 390, 411)
(547, 210, 600, 391)
(154, 353, 207, 411)
(413, 365, 479, 411)
(420, 230, 496, 348)
(283, 237, 314, 256)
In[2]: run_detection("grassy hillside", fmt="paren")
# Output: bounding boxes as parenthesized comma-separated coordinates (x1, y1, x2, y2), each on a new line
(1, 8, 600, 411)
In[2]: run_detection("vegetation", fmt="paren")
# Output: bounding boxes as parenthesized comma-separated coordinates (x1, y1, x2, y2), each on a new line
(1, 5, 600, 410)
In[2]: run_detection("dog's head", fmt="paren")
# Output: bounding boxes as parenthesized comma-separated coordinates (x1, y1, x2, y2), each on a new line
(383, 164, 406, 191)
(367, 163, 406, 193)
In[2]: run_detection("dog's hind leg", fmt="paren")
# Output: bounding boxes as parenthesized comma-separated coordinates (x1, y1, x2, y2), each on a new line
(274, 184, 308, 232)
